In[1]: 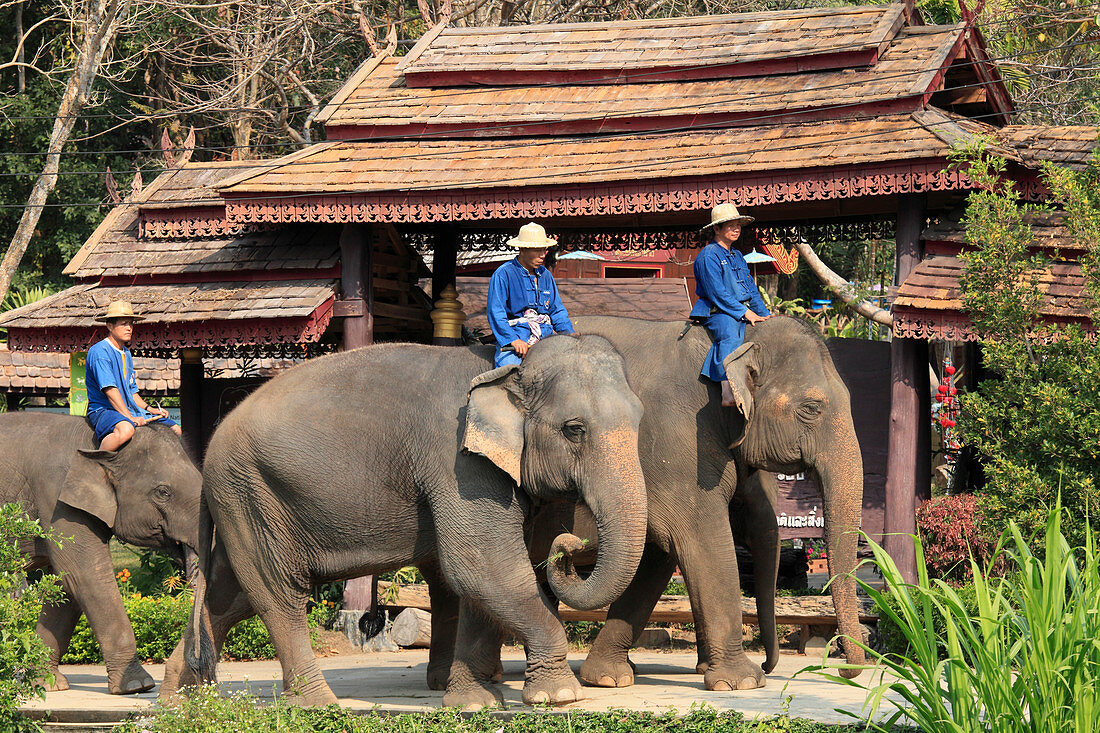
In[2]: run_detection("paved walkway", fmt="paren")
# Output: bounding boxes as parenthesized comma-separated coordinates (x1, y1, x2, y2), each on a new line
(22, 649, 900, 725)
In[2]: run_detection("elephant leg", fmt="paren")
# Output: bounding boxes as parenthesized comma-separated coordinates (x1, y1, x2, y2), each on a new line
(578, 543, 677, 688)
(444, 600, 508, 709)
(421, 563, 460, 691)
(161, 543, 254, 700)
(234, 565, 330, 705)
(732, 471, 780, 674)
(48, 513, 153, 695)
(36, 591, 83, 691)
(674, 498, 765, 691)
(435, 499, 579, 709)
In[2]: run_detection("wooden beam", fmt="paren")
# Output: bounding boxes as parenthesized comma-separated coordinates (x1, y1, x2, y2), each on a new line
(432, 225, 460, 346)
(339, 223, 375, 350)
(178, 348, 204, 466)
(885, 192, 930, 584)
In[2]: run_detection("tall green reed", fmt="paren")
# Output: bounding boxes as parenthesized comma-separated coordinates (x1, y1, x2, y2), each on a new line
(809, 502, 1100, 732)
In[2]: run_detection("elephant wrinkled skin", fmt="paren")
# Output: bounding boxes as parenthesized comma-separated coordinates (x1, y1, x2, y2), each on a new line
(0, 413, 201, 695)
(171, 335, 648, 708)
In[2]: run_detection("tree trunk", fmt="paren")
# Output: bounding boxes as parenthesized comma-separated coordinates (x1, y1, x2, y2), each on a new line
(0, 0, 129, 304)
(388, 608, 432, 648)
(789, 239, 894, 326)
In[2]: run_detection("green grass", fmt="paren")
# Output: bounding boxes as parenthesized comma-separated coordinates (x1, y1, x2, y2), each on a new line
(118, 688, 865, 732)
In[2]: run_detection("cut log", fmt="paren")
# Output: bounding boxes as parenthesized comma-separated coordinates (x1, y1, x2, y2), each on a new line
(389, 607, 433, 648)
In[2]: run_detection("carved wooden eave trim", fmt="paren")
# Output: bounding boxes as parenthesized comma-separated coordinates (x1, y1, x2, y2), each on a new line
(139, 205, 272, 239)
(223, 160, 972, 225)
(892, 308, 1094, 342)
(7, 298, 335, 354)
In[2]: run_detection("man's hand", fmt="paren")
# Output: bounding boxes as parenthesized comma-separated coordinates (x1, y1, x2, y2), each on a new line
(510, 339, 530, 358)
(151, 405, 169, 419)
(745, 311, 770, 325)
(131, 415, 148, 427)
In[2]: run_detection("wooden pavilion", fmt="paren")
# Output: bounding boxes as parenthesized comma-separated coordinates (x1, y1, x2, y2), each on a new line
(3, 0, 1097, 586)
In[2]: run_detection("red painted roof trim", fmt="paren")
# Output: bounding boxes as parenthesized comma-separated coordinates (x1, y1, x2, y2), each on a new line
(7, 297, 335, 353)
(222, 158, 972, 225)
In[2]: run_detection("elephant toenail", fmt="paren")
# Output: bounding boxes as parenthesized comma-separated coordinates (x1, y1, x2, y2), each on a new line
(712, 681, 733, 691)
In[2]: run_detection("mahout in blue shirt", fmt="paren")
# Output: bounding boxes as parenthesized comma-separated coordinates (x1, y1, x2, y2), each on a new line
(691, 242, 771, 382)
(86, 337, 147, 418)
(486, 257, 575, 367)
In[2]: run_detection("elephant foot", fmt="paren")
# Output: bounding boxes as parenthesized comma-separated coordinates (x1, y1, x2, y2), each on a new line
(578, 654, 635, 688)
(426, 664, 450, 691)
(703, 655, 766, 691)
(109, 660, 155, 695)
(522, 667, 583, 706)
(47, 669, 68, 692)
(442, 681, 504, 710)
(281, 683, 338, 707)
(696, 660, 709, 675)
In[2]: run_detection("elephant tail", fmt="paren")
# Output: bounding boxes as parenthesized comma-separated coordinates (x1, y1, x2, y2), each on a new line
(185, 490, 218, 684)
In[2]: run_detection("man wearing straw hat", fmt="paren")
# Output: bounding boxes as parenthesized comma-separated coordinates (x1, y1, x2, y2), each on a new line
(85, 301, 181, 451)
(486, 222, 575, 367)
(690, 204, 771, 407)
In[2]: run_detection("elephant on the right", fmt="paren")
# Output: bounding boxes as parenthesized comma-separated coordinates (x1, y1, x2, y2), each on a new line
(510, 314, 865, 693)
(568, 314, 866, 690)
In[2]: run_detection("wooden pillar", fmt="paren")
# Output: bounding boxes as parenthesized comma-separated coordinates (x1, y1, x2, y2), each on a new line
(884, 193, 930, 584)
(431, 226, 462, 346)
(340, 223, 374, 350)
(339, 223, 376, 611)
(179, 348, 204, 466)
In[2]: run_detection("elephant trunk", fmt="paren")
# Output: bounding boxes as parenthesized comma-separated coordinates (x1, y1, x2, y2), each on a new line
(813, 417, 867, 677)
(546, 459, 647, 612)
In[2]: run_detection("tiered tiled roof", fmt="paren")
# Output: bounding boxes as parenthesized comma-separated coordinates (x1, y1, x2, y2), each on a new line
(893, 211, 1095, 340)
(212, 1, 1023, 227)
(0, 159, 432, 352)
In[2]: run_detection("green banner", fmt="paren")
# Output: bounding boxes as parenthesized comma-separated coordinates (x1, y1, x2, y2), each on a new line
(70, 352, 88, 416)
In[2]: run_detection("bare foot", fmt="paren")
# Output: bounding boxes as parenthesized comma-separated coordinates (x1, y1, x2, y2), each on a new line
(721, 380, 738, 407)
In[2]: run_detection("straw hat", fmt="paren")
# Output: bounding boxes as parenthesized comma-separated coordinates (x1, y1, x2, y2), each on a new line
(700, 203, 754, 232)
(507, 222, 557, 249)
(95, 300, 144, 323)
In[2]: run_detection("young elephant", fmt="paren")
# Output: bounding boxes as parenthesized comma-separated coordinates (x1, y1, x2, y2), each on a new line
(180, 335, 647, 708)
(0, 413, 201, 694)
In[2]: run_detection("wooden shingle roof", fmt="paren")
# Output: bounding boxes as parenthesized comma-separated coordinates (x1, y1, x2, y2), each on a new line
(222, 110, 1005, 198)
(399, 4, 909, 86)
(134, 160, 261, 209)
(994, 126, 1099, 171)
(0, 281, 336, 352)
(63, 203, 339, 279)
(321, 25, 965, 137)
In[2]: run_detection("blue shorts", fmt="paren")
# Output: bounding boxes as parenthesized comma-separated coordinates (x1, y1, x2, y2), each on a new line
(87, 409, 178, 443)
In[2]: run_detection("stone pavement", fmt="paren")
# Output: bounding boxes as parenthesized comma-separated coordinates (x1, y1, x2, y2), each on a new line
(21, 649, 902, 726)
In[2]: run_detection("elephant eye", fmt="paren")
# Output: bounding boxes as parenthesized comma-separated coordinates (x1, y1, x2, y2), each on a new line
(562, 419, 587, 443)
(153, 485, 172, 504)
(798, 401, 824, 420)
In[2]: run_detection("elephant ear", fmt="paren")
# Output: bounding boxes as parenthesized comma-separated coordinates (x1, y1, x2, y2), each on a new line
(58, 449, 118, 529)
(462, 364, 524, 485)
(722, 341, 761, 422)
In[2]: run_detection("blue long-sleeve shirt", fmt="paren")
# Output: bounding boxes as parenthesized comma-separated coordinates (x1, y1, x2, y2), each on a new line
(486, 257, 574, 347)
(689, 243, 771, 321)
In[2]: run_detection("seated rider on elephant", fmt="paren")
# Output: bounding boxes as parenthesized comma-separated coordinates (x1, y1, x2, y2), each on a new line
(85, 301, 180, 451)
(691, 204, 771, 407)
(487, 222, 575, 367)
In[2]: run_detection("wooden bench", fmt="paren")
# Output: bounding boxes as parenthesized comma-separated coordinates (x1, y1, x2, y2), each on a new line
(377, 582, 877, 652)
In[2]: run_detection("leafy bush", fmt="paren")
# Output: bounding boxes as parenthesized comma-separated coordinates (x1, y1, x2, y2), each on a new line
(952, 145, 1100, 553)
(0, 504, 61, 732)
(915, 494, 1002, 582)
(117, 687, 862, 732)
(817, 503, 1100, 732)
(62, 588, 334, 664)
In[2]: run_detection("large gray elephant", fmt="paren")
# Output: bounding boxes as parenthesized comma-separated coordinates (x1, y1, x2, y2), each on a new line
(1, 413, 201, 694)
(453, 315, 865, 690)
(178, 334, 648, 708)
(567, 315, 866, 689)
